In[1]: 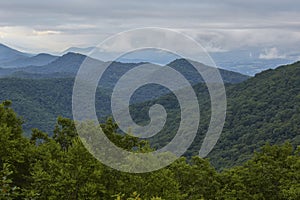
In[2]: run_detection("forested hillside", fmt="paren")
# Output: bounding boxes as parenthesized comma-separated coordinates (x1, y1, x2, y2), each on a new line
(129, 61, 300, 169)
(1, 0, 299, 199)
(0, 78, 111, 135)
(0, 57, 248, 134)
(0, 101, 299, 199)
(0, 60, 299, 171)
(209, 61, 300, 168)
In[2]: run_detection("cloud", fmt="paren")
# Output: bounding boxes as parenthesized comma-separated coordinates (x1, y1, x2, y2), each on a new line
(86, 28, 216, 66)
(0, 0, 299, 54)
(33, 30, 61, 36)
(259, 47, 286, 59)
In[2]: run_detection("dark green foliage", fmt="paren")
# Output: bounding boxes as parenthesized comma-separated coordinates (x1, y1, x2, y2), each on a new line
(53, 116, 77, 151)
(217, 142, 300, 199)
(129, 61, 300, 169)
(0, 60, 295, 170)
(0, 60, 299, 199)
(0, 78, 111, 135)
(209, 61, 300, 169)
(0, 163, 20, 199)
(30, 128, 50, 145)
(0, 101, 299, 199)
(0, 101, 33, 191)
(0, 56, 249, 136)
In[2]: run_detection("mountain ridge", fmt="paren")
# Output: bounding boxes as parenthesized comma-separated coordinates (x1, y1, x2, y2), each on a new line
(128, 61, 300, 169)
(1, 43, 297, 76)
(0, 43, 30, 64)
(1, 53, 58, 68)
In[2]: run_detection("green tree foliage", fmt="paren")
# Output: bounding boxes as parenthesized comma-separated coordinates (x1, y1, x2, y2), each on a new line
(0, 163, 20, 200)
(209, 62, 300, 169)
(169, 157, 220, 199)
(0, 61, 299, 171)
(0, 100, 33, 191)
(129, 61, 300, 170)
(217, 142, 300, 199)
(0, 101, 299, 199)
(30, 138, 106, 199)
(53, 116, 77, 151)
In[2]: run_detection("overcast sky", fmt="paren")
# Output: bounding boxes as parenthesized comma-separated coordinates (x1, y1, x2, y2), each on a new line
(0, 0, 299, 58)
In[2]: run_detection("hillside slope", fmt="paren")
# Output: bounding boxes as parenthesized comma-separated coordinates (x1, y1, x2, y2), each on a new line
(0, 43, 30, 64)
(209, 61, 300, 169)
(0, 78, 111, 135)
(129, 61, 300, 169)
(1, 59, 297, 170)
(1, 53, 58, 68)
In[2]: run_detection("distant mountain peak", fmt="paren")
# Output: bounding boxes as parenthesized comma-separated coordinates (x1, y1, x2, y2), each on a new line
(62, 46, 95, 55)
(0, 43, 28, 54)
(63, 52, 86, 57)
(0, 43, 20, 52)
(34, 53, 54, 57)
(0, 43, 8, 48)
(167, 58, 193, 65)
(56, 52, 88, 62)
(166, 57, 249, 83)
(0, 43, 30, 64)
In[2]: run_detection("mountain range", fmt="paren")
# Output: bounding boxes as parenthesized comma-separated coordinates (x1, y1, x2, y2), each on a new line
(0, 43, 249, 90)
(0, 43, 31, 64)
(0, 43, 296, 76)
(59, 45, 297, 76)
(1, 53, 58, 68)
(0, 42, 299, 170)
(0, 58, 299, 171)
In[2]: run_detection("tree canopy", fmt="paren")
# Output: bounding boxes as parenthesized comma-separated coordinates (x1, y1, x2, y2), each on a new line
(0, 101, 299, 199)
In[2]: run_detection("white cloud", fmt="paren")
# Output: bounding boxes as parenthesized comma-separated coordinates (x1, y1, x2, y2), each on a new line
(33, 30, 61, 36)
(0, 0, 300, 54)
(259, 47, 286, 59)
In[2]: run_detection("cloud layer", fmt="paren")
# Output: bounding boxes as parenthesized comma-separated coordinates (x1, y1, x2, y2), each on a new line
(0, 0, 299, 55)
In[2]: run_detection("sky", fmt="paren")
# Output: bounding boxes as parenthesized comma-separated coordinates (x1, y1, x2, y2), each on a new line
(0, 0, 299, 59)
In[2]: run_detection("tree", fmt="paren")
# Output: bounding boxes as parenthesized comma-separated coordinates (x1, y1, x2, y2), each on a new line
(0, 101, 32, 190)
(217, 143, 300, 199)
(53, 116, 77, 151)
(0, 163, 20, 200)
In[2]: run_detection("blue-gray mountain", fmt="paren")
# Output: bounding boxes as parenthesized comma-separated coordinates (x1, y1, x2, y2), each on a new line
(0, 43, 31, 64)
(0, 44, 248, 136)
(58, 45, 296, 76)
(1, 53, 58, 68)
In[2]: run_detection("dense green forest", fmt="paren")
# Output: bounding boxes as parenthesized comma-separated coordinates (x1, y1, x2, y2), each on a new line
(0, 101, 299, 199)
(0, 60, 299, 199)
(0, 58, 249, 136)
(0, 77, 112, 135)
(130, 61, 300, 169)
(0, 61, 299, 171)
